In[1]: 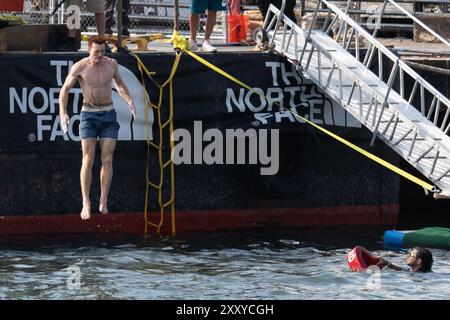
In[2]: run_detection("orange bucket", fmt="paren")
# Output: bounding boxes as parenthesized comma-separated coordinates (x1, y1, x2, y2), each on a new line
(227, 14, 249, 43)
(0, 0, 24, 11)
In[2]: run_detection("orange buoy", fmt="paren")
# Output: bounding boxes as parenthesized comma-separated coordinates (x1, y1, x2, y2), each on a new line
(347, 246, 380, 272)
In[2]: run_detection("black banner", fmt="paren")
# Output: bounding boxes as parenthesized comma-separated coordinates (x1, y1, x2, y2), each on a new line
(0, 51, 363, 153)
(0, 51, 401, 215)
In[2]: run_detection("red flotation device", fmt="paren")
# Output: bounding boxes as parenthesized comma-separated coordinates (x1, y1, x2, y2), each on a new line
(347, 246, 380, 272)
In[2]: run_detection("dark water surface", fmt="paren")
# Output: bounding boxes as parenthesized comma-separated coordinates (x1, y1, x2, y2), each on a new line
(0, 227, 449, 300)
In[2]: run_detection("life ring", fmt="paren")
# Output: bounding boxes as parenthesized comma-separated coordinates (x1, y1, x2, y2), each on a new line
(347, 246, 380, 272)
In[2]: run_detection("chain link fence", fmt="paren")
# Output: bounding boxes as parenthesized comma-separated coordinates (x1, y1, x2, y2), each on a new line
(4, 0, 439, 43)
(1, 0, 229, 39)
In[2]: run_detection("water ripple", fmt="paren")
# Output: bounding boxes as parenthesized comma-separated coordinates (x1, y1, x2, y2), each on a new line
(0, 229, 449, 299)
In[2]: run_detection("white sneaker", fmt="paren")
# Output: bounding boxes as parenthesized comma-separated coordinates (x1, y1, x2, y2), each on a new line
(201, 40, 217, 53)
(189, 40, 198, 51)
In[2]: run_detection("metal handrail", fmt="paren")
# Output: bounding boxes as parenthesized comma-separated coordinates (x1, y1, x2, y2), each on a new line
(263, 0, 450, 193)
(319, 0, 450, 122)
(268, 0, 450, 133)
(268, 0, 287, 47)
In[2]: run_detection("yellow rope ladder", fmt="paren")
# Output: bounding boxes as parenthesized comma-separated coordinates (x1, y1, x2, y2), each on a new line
(133, 52, 181, 236)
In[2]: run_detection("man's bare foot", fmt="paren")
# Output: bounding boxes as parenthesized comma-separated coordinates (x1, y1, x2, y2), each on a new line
(99, 203, 108, 214)
(80, 205, 91, 220)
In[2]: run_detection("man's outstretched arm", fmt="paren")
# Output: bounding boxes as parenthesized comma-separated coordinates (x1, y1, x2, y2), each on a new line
(376, 257, 404, 271)
(113, 60, 136, 119)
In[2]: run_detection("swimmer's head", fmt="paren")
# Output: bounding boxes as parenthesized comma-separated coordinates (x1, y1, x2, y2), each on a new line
(407, 247, 433, 272)
(88, 36, 106, 64)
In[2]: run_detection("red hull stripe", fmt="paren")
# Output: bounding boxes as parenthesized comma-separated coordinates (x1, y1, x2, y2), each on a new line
(0, 204, 398, 235)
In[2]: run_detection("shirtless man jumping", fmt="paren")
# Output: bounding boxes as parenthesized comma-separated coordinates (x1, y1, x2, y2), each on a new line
(59, 36, 136, 220)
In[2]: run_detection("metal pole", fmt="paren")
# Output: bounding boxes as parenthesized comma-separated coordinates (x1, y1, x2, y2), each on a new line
(49, 0, 55, 24)
(117, 0, 123, 51)
(174, 0, 179, 32)
(58, 0, 63, 24)
(224, 8, 228, 44)
(61, 0, 65, 24)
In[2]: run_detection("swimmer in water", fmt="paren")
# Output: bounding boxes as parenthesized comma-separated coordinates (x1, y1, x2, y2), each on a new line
(376, 247, 433, 272)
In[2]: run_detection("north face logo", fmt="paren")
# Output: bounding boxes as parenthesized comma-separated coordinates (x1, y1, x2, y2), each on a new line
(8, 60, 154, 143)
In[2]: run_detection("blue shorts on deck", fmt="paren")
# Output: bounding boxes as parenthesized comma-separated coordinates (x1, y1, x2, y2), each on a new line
(191, 0, 227, 14)
(79, 109, 120, 140)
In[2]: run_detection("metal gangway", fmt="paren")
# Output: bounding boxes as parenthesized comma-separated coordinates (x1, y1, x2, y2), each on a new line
(256, 0, 450, 197)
